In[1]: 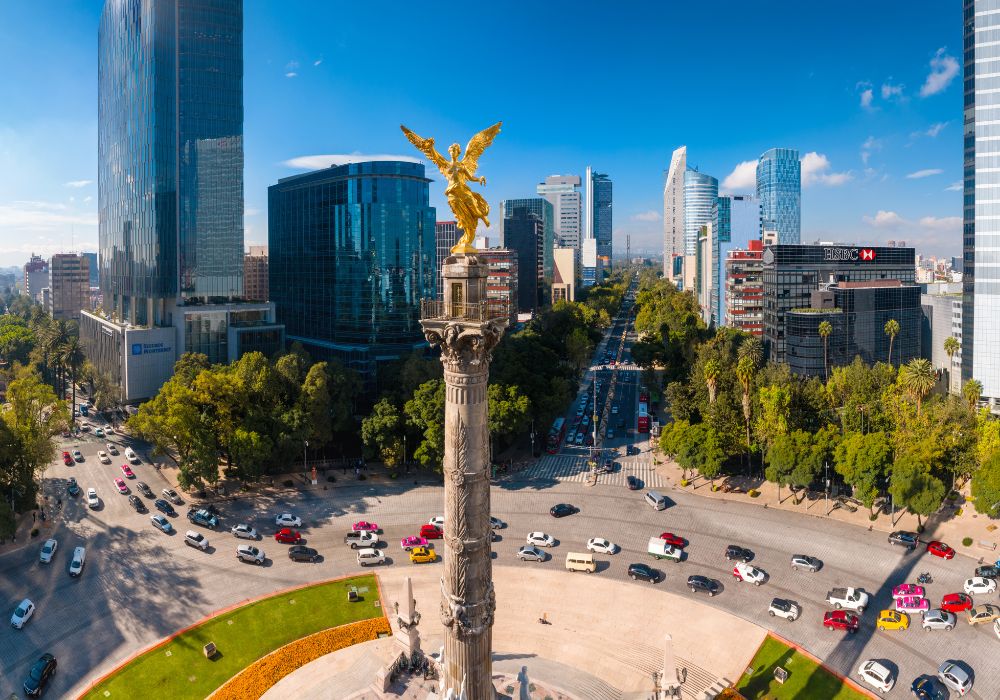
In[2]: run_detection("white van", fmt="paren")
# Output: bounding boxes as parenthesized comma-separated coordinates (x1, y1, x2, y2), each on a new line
(565, 552, 596, 573)
(357, 548, 386, 567)
(645, 491, 667, 511)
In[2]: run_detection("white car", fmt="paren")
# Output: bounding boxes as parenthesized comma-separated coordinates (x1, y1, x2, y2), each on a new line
(274, 513, 302, 528)
(68, 546, 86, 577)
(236, 544, 265, 565)
(733, 561, 768, 586)
(964, 576, 997, 596)
(937, 661, 973, 696)
(87, 488, 99, 509)
(526, 532, 555, 548)
(857, 660, 895, 693)
(10, 599, 34, 629)
(586, 537, 617, 554)
(184, 530, 209, 550)
(429, 516, 445, 529)
(151, 514, 173, 533)
(98, 451, 111, 464)
(107, 443, 118, 455)
(124, 447, 137, 460)
(768, 598, 800, 621)
(490, 516, 505, 530)
(517, 545, 546, 562)
(231, 524, 259, 540)
(39, 538, 57, 563)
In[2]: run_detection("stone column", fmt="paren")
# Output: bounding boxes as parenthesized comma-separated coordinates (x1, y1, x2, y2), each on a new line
(421, 254, 508, 700)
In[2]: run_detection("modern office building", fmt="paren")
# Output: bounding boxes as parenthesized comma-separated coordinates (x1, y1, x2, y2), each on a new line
(552, 247, 576, 303)
(756, 148, 801, 244)
(581, 238, 598, 288)
(47, 253, 90, 321)
(243, 245, 268, 302)
(499, 199, 553, 280)
(476, 248, 518, 325)
(537, 175, 582, 250)
(24, 254, 48, 303)
(762, 244, 916, 363)
(435, 221, 461, 299)
(81, 252, 99, 287)
(785, 280, 922, 377)
(964, 0, 1000, 407)
(663, 146, 686, 284)
(711, 195, 759, 327)
(585, 167, 613, 269)
(922, 283, 963, 393)
(503, 207, 544, 312)
(725, 240, 765, 336)
(268, 160, 436, 380)
(684, 170, 718, 258)
(83, 0, 283, 404)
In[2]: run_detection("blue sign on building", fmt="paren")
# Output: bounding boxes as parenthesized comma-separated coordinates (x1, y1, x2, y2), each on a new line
(131, 343, 143, 356)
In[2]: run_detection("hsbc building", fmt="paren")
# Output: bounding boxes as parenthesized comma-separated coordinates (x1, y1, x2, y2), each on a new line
(762, 244, 916, 363)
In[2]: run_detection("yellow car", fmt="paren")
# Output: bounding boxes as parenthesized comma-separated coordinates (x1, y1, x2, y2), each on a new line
(876, 609, 909, 631)
(967, 604, 1000, 625)
(409, 546, 437, 564)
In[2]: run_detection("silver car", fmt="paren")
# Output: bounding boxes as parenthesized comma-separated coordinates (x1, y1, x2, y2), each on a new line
(517, 545, 545, 562)
(922, 608, 956, 631)
(790, 554, 822, 572)
(937, 661, 972, 695)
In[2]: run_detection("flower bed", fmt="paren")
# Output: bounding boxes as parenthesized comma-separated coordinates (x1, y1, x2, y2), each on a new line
(209, 616, 391, 700)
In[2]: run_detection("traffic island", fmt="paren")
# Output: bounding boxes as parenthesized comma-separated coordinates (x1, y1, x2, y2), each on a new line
(736, 634, 872, 700)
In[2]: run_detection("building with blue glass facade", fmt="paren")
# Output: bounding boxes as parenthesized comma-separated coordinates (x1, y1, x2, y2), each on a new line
(267, 161, 436, 380)
(683, 170, 718, 258)
(500, 198, 553, 280)
(711, 195, 759, 327)
(588, 170, 613, 266)
(756, 148, 801, 244)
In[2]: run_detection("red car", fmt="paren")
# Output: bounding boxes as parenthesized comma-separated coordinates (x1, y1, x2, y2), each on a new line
(941, 592, 974, 613)
(822, 610, 859, 633)
(420, 524, 443, 540)
(660, 533, 686, 548)
(62, 451, 74, 466)
(274, 528, 302, 544)
(927, 540, 955, 559)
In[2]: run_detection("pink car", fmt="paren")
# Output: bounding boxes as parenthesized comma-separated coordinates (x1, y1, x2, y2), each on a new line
(114, 477, 129, 494)
(895, 595, 929, 613)
(892, 583, 925, 599)
(401, 536, 428, 551)
(121, 464, 135, 478)
(352, 521, 379, 532)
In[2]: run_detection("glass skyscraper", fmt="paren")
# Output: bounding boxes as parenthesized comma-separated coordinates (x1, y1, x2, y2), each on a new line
(964, 0, 1000, 404)
(98, 0, 244, 326)
(590, 171, 613, 262)
(712, 195, 759, 327)
(500, 198, 554, 279)
(756, 148, 801, 244)
(684, 170, 718, 256)
(268, 161, 436, 379)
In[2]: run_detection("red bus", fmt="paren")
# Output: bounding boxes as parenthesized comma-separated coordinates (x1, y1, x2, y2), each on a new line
(546, 417, 567, 453)
(639, 387, 650, 404)
(637, 402, 650, 433)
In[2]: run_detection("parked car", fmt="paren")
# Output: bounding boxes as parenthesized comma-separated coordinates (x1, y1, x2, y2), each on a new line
(895, 595, 929, 613)
(724, 545, 753, 562)
(927, 540, 956, 559)
(127, 494, 146, 513)
(910, 675, 948, 700)
(891, 583, 924, 599)
(352, 520, 379, 532)
(409, 546, 437, 564)
(687, 575, 720, 596)
(940, 593, 974, 613)
(876, 609, 909, 631)
(549, 503, 577, 518)
(114, 478, 129, 494)
(68, 546, 86, 577)
(626, 475, 641, 490)
(974, 564, 1000, 579)
(400, 536, 428, 551)
(344, 530, 380, 548)
(420, 524, 443, 540)
(136, 481, 153, 498)
(231, 524, 259, 540)
(822, 610, 859, 633)
(72, 450, 83, 462)
(151, 514, 173, 533)
(921, 608, 956, 631)
(586, 537, 617, 554)
(967, 603, 1000, 625)
(768, 598, 800, 621)
(187, 509, 219, 529)
(236, 544, 265, 565)
(628, 563, 661, 583)
(153, 498, 175, 516)
(888, 530, 918, 551)
(517, 546, 545, 562)
(489, 516, 505, 529)
(733, 561, 768, 586)
(22, 652, 56, 697)
(162, 488, 182, 505)
(857, 660, 895, 693)
(937, 661, 973, 696)
(98, 451, 110, 464)
(789, 554, 822, 572)
(184, 530, 209, 551)
(526, 532, 555, 548)
(274, 528, 302, 544)
(66, 477, 80, 497)
(11, 599, 35, 629)
(39, 538, 57, 564)
(964, 577, 997, 596)
(62, 451, 73, 466)
(275, 513, 302, 528)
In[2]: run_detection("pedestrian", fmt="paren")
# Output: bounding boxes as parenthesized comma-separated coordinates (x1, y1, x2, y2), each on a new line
(32, 512, 35, 523)
(40, 512, 46, 522)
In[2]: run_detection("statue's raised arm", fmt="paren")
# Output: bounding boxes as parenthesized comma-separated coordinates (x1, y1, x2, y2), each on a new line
(401, 125, 449, 174)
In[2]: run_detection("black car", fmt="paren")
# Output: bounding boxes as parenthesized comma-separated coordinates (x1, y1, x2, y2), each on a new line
(687, 575, 720, 597)
(888, 530, 918, 551)
(549, 503, 577, 518)
(975, 564, 1000, 579)
(128, 494, 147, 513)
(725, 545, 754, 562)
(628, 562, 661, 583)
(288, 545, 319, 562)
(154, 498, 176, 516)
(910, 675, 947, 700)
(23, 653, 56, 697)
(135, 481, 154, 498)
(601, 459, 616, 473)
(626, 475, 641, 490)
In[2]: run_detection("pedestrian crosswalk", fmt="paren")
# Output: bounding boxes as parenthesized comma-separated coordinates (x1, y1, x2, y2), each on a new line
(520, 454, 665, 488)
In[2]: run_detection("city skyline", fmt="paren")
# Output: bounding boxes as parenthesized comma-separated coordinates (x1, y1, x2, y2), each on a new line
(0, 1, 962, 266)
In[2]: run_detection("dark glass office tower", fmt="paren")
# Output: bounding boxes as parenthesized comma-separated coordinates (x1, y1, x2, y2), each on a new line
(98, 0, 244, 325)
(268, 161, 436, 378)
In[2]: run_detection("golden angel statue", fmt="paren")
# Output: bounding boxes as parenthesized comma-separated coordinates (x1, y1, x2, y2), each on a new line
(401, 122, 502, 254)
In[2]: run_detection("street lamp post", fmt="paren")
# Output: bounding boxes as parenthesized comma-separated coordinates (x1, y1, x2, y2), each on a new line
(303, 440, 309, 482)
(529, 419, 536, 458)
(825, 461, 830, 515)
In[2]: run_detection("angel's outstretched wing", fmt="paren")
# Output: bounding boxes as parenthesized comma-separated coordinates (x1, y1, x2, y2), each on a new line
(401, 125, 449, 173)
(462, 122, 502, 176)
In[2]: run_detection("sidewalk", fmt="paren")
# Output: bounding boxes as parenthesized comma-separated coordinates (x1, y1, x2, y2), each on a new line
(0, 507, 57, 557)
(651, 448, 1000, 564)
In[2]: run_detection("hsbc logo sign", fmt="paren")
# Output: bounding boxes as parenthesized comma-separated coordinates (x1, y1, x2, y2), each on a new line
(823, 247, 876, 262)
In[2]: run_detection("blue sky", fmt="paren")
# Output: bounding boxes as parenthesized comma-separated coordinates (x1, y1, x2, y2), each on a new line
(0, 2, 963, 266)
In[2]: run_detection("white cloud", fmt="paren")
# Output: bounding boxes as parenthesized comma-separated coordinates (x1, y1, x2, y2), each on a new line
(918, 215, 962, 232)
(64, 180, 92, 188)
(945, 180, 963, 191)
(881, 81, 904, 100)
(920, 48, 959, 97)
(860, 136, 882, 165)
(83, 196, 92, 203)
(863, 210, 907, 228)
(800, 152, 852, 187)
(245, 207, 261, 217)
(721, 159, 758, 192)
(285, 60, 299, 78)
(282, 153, 423, 170)
(860, 88, 874, 109)
(906, 168, 943, 179)
(861, 211, 962, 236)
(925, 122, 948, 138)
(0, 202, 97, 229)
(313, 58, 323, 67)
(285, 72, 298, 78)
(631, 210, 661, 222)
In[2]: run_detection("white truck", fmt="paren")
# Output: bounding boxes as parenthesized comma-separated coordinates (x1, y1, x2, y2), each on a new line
(647, 537, 683, 562)
(826, 587, 869, 613)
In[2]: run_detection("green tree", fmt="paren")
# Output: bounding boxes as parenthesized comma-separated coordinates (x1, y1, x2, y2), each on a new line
(755, 384, 790, 450)
(884, 318, 900, 366)
(229, 427, 272, 482)
(765, 432, 798, 503)
(971, 450, 1000, 515)
(298, 362, 333, 447)
(898, 358, 936, 416)
(565, 328, 593, 372)
(834, 431, 892, 516)
(703, 359, 720, 404)
(61, 336, 85, 420)
(964, 379, 983, 411)
(818, 320, 832, 382)
(735, 354, 756, 450)
(0, 315, 35, 365)
(488, 383, 531, 451)
(943, 336, 960, 380)
(361, 399, 405, 469)
(889, 453, 946, 528)
(404, 380, 446, 471)
(693, 424, 725, 488)
(977, 411, 1000, 468)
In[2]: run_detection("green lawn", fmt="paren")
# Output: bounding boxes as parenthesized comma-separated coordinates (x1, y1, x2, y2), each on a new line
(736, 636, 872, 700)
(83, 575, 382, 699)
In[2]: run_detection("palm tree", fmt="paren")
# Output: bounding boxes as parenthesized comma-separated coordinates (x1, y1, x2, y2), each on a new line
(61, 336, 85, 417)
(899, 358, 936, 415)
(736, 354, 756, 449)
(884, 319, 900, 366)
(703, 359, 720, 404)
(738, 336, 763, 368)
(818, 321, 832, 382)
(943, 336, 960, 392)
(963, 379, 983, 411)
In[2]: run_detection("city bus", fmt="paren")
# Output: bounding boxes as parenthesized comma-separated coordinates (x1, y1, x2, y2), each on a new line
(547, 417, 567, 453)
(639, 387, 650, 404)
(637, 402, 650, 433)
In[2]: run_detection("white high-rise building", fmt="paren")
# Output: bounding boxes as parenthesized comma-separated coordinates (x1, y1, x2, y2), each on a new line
(537, 174, 582, 250)
(663, 146, 686, 283)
